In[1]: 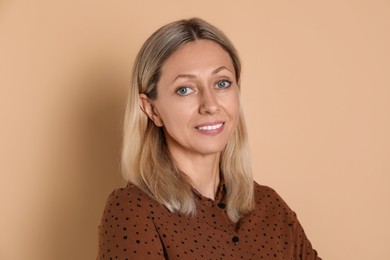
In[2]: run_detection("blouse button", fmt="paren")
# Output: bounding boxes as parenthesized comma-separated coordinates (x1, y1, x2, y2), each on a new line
(217, 203, 226, 209)
(232, 236, 239, 244)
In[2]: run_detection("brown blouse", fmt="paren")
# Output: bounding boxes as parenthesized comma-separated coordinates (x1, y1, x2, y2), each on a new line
(98, 181, 321, 259)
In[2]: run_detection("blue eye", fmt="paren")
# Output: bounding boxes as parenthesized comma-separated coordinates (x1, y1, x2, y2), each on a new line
(216, 80, 231, 89)
(176, 87, 194, 96)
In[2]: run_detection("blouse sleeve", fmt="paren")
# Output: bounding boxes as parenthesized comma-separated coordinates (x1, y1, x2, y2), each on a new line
(290, 210, 322, 260)
(261, 185, 322, 260)
(97, 187, 165, 259)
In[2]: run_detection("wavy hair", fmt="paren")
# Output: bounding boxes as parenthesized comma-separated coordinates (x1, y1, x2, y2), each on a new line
(122, 17, 254, 222)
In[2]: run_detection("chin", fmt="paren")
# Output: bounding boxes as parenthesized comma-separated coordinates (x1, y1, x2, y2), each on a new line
(196, 144, 227, 156)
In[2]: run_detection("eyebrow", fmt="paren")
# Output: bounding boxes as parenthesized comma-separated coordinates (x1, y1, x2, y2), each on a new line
(172, 66, 233, 83)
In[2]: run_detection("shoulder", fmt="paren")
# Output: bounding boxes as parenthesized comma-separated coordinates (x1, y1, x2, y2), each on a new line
(98, 183, 165, 259)
(107, 182, 153, 203)
(252, 181, 296, 219)
(253, 181, 285, 202)
(100, 183, 162, 222)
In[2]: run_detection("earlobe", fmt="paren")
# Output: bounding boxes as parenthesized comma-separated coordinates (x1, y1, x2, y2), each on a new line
(139, 94, 164, 127)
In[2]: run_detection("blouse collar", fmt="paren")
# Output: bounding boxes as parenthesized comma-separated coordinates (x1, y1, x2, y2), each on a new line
(191, 176, 226, 206)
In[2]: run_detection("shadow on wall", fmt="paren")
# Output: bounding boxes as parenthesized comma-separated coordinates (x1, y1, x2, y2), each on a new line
(44, 58, 128, 260)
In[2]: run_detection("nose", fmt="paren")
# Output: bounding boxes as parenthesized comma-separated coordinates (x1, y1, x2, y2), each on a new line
(199, 88, 219, 115)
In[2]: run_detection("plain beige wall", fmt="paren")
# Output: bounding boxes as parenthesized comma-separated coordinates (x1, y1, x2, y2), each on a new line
(1, 0, 389, 259)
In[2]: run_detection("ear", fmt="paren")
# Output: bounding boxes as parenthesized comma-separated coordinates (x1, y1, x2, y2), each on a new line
(139, 94, 164, 127)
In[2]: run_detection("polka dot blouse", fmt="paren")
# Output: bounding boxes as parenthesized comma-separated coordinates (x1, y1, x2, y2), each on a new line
(98, 181, 321, 259)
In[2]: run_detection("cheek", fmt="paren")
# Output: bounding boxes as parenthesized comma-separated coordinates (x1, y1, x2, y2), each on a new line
(229, 98, 241, 134)
(159, 104, 193, 130)
(227, 94, 240, 119)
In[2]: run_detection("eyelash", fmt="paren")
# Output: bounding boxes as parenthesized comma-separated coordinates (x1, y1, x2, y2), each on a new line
(175, 79, 233, 96)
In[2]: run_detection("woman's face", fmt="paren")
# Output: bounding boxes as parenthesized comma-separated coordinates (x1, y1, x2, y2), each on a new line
(140, 40, 240, 158)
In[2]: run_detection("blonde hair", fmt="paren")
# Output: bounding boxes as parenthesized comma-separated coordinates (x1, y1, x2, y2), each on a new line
(122, 18, 254, 222)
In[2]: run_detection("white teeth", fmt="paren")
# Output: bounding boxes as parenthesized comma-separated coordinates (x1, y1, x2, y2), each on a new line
(197, 123, 223, 131)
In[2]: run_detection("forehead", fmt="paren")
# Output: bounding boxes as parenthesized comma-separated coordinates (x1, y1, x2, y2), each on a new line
(160, 40, 235, 79)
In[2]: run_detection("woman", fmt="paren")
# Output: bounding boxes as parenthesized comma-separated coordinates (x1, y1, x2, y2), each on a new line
(98, 18, 321, 259)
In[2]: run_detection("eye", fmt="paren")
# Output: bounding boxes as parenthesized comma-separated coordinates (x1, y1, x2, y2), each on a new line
(216, 80, 232, 89)
(176, 86, 194, 96)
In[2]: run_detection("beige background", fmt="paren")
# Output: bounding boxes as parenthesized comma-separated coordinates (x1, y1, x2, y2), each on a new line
(1, 0, 389, 259)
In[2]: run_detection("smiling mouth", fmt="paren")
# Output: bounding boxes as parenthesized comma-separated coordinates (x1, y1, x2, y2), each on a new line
(195, 122, 224, 131)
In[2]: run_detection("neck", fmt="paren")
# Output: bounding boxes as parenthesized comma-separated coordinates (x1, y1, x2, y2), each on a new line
(170, 150, 221, 200)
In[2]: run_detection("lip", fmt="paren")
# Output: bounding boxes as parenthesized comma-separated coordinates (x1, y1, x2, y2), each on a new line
(195, 121, 225, 136)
